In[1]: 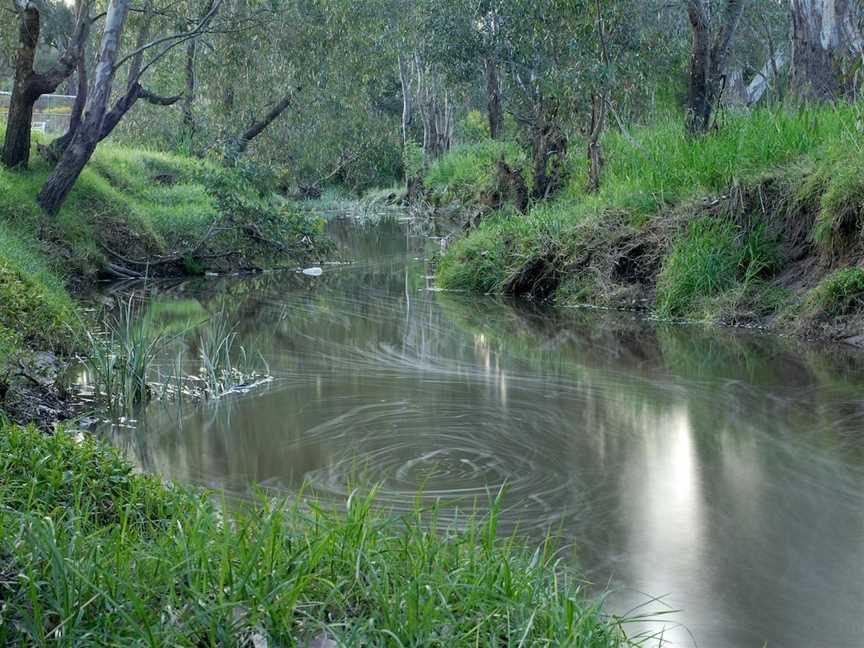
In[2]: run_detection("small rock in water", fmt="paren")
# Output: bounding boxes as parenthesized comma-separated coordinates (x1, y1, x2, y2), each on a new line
(302, 267, 324, 277)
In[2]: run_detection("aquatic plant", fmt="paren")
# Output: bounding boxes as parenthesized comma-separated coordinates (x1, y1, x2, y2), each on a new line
(82, 296, 162, 413)
(197, 311, 270, 399)
(83, 301, 270, 414)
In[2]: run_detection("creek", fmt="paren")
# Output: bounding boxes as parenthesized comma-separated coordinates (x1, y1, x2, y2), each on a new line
(93, 214, 864, 648)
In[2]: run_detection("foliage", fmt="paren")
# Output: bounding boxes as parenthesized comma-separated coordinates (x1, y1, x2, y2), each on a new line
(657, 219, 737, 318)
(83, 296, 163, 413)
(402, 140, 426, 179)
(456, 110, 491, 143)
(0, 424, 640, 647)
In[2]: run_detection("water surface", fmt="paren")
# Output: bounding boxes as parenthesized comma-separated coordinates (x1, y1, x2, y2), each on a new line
(99, 216, 864, 648)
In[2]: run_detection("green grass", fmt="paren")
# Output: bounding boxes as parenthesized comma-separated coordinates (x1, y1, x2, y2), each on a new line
(655, 219, 779, 318)
(425, 140, 529, 205)
(0, 130, 326, 280)
(573, 104, 863, 217)
(804, 266, 864, 317)
(436, 103, 864, 328)
(0, 424, 640, 647)
(0, 223, 78, 365)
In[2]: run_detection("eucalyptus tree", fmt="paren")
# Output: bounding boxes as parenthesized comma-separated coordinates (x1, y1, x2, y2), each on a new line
(789, 0, 864, 100)
(37, 0, 225, 214)
(420, 0, 507, 140)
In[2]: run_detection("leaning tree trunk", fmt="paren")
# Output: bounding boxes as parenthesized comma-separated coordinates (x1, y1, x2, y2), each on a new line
(2, 1, 89, 169)
(484, 57, 503, 139)
(228, 91, 295, 160)
(38, 0, 130, 215)
(43, 55, 88, 163)
(789, 0, 864, 100)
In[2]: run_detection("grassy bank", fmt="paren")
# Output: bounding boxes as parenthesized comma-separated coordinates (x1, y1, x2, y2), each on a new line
(433, 105, 864, 344)
(0, 424, 637, 646)
(0, 134, 328, 414)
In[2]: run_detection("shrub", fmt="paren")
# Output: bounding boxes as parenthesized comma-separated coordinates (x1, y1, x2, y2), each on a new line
(456, 110, 491, 143)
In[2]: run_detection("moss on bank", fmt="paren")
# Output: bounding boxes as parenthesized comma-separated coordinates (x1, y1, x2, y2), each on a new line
(434, 105, 864, 343)
(0, 424, 635, 646)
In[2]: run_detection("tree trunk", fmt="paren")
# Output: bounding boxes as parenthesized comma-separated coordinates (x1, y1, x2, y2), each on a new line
(484, 57, 503, 139)
(496, 157, 528, 213)
(2, 1, 89, 169)
(415, 57, 451, 159)
(686, 0, 747, 134)
(531, 99, 567, 201)
(398, 53, 413, 147)
(789, 0, 864, 100)
(686, 1, 714, 133)
(587, 94, 606, 193)
(182, 0, 198, 141)
(2, 6, 41, 169)
(38, 0, 130, 215)
(44, 55, 89, 163)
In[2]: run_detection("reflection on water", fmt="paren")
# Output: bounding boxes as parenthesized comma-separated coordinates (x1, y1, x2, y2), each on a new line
(98, 216, 864, 648)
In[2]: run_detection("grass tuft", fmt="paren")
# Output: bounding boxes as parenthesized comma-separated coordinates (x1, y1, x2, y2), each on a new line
(804, 266, 864, 317)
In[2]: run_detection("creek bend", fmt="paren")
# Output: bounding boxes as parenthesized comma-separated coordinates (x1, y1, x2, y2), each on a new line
(94, 215, 864, 648)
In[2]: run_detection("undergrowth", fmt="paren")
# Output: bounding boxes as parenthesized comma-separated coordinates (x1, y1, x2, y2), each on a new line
(0, 129, 327, 398)
(0, 424, 644, 647)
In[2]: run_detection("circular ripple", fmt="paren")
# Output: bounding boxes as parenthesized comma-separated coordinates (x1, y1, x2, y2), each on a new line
(300, 395, 585, 531)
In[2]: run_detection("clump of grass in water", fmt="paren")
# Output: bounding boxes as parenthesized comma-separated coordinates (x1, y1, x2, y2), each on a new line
(82, 296, 162, 414)
(195, 311, 270, 398)
(0, 424, 662, 647)
(84, 301, 269, 414)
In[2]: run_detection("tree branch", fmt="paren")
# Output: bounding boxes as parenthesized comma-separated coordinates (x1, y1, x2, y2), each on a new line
(112, 0, 221, 72)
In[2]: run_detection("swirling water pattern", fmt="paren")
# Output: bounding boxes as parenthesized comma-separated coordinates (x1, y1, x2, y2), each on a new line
(100, 216, 864, 648)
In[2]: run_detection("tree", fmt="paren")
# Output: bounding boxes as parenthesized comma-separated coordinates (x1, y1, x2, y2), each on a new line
(2, 0, 89, 169)
(789, 0, 864, 100)
(686, 0, 747, 134)
(37, 0, 130, 214)
(36, 0, 228, 213)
